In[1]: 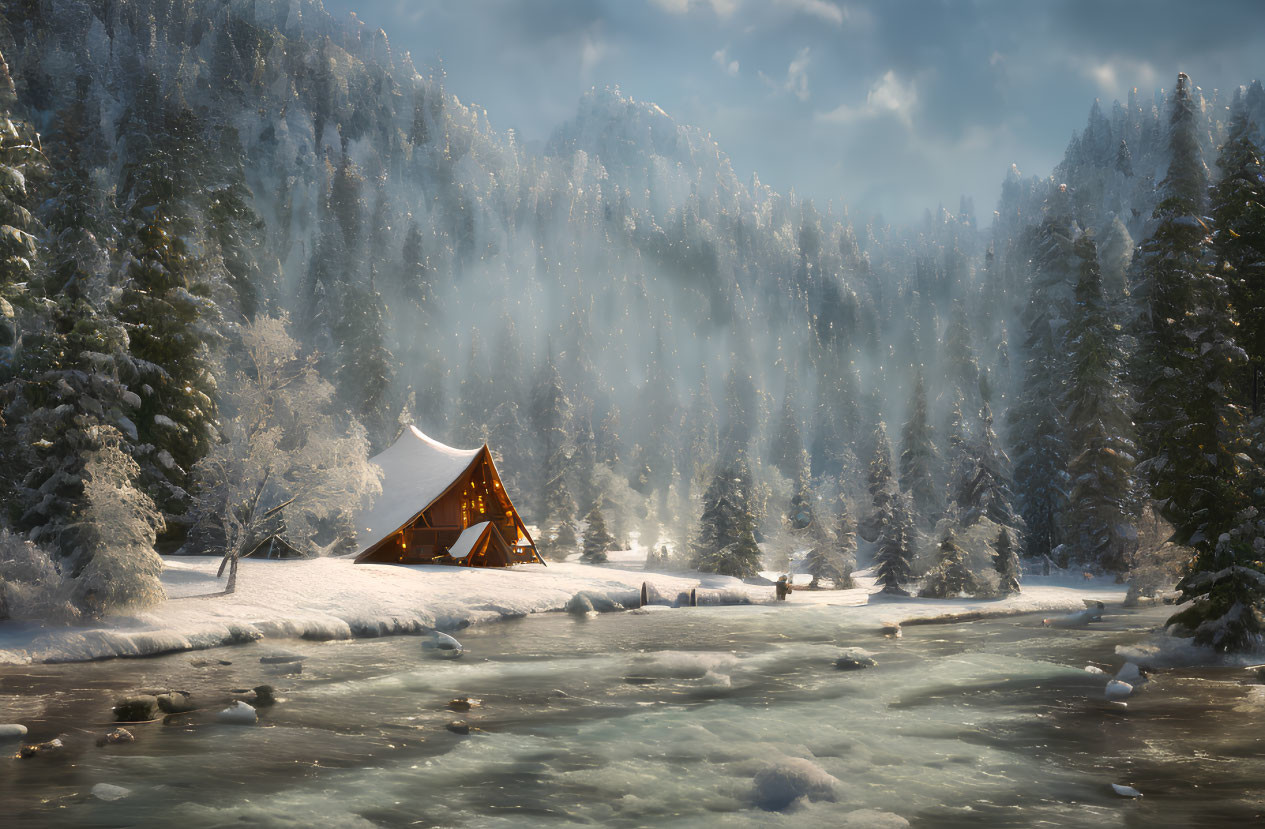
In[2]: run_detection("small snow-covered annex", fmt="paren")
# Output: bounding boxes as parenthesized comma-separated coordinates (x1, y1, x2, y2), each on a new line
(352, 426, 542, 567)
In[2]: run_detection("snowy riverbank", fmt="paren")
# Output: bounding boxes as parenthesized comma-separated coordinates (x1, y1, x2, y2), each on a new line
(0, 557, 1128, 665)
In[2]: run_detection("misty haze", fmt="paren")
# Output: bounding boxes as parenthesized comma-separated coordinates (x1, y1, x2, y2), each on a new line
(0, 1, 1263, 827)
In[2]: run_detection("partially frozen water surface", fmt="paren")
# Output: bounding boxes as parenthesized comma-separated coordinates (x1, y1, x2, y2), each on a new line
(2, 602, 1263, 827)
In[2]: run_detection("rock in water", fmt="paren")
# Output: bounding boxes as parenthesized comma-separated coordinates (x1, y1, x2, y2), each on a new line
(0, 724, 28, 740)
(1105, 680, 1133, 700)
(91, 783, 132, 802)
(259, 654, 304, 665)
(566, 593, 596, 617)
(1043, 609, 1098, 628)
(834, 651, 878, 671)
(1116, 662, 1144, 684)
(879, 622, 902, 638)
(216, 701, 258, 725)
(445, 721, 471, 735)
(423, 631, 464, 658)
(251, 685, 276, 707)
(1111, 783, 1143, 798)
(752, 758, 840, 811)
(97, 728, 134, 746)
(113, 695, 159, 722)
(447, 697, 482, 712)
(18, 737, 64, 758)
(156, 691, 195, 714)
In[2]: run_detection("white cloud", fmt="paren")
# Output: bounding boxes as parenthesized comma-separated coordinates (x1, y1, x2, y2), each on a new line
(1080, 58, 1157, 96)
(785, 46, 811, 101)
(650, 0, 739, 18)
(580, 33, 608, 83)
(713, 47, 740, 77)
(774, 0, 843, 26)
(817, 70, 917, 127)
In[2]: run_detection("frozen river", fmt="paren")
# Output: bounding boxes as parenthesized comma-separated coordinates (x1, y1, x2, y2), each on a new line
(2, 601, 1263, 827)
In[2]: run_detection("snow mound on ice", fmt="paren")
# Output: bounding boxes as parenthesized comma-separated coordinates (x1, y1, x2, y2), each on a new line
(752, 756, 840, 811)
(1116, 634, 1264, 669)
(91, 783, 132, 802)
(216, 701, 257, 725)
(629, 650, 739, 680)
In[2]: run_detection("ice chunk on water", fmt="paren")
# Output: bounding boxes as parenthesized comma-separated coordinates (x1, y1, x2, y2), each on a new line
(751, 757, 839, 811)
(217, 700, 258, 725)
(1115, 662, 1143, 683)
(1111, 783, 1143, 798)
(1105, 680, 1133, 700)
(91, 783, 132, 801)
(0, 723, 27, 739)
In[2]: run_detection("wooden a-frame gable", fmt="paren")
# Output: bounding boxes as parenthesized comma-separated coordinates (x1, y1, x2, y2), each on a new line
(352, 427, 542, 567)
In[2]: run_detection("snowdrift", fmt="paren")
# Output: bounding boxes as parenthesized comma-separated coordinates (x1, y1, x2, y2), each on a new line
(0, 558, 1126, 664)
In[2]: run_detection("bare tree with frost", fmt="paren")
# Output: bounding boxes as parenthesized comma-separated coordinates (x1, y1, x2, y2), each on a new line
(190, 316, 381, 592)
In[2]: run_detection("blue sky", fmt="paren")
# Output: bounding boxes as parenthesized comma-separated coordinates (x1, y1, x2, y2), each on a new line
(322, 0, 1265, 224)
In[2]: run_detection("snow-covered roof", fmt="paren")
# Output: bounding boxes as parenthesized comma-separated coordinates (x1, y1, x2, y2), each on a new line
(352, 426, 483, 556)
(447, 521, 491, 561)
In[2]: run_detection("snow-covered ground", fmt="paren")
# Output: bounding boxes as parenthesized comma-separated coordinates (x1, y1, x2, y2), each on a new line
(0, 556, 1127, 665)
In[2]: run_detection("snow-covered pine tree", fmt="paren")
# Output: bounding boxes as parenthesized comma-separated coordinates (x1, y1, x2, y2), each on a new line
(803, 527, 850, 588)
(1166, 511, 1265, 653)
(863, 422, 894, 542)
(810, 350, 862, 480)
(719, 361, 758, 462)
(919, 529, 980, 599)
(993, 527, 1021, 595)
(802, 487, 853, 589)
(454, 333, 494, 447)
(1008, 188, 1074, 563)
(692, 453, 762, 579)
(1115, 138, 1133, 179)
(771, 370, 805, 483)
(899, 369, 940, 528)
(1127, 75, 1261, 650)
(943, 303, 982, 408)
(682, 372, 717, 499)
(1211, 102, 1265, 413)
(8, 295, 142, 553)
(952, 403, 1021, 533)
(1063, 234, 1137, 573)
(206, 126, 275, 320)
(539, 456, 578, 561)
(334, 274, 395, 450)
(533, 346, 577, 560)
(873, 490, 915, 596)
(1132, 72, 1217, 506)
(787, 464, 815, 531)
(113, 115, 222, 523)
(640, 330, 679, 499)
(0, 47, 47, 374)
(582, 502, 615, 564)
(832, 492, 858, 588)
(68, 430, 166, 619)
(786, 463, 838, 585)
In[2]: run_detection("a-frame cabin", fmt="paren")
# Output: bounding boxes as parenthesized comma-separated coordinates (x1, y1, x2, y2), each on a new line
(352, 426, 543, 567)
